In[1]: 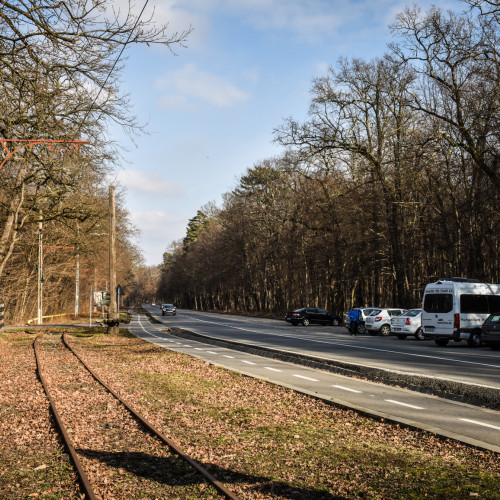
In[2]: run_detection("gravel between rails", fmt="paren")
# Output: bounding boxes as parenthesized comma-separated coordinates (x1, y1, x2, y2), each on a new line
(38, 333, 223, 499)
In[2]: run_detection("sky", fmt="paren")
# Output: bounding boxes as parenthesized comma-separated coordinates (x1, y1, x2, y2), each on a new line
(113, 0, 464, 266)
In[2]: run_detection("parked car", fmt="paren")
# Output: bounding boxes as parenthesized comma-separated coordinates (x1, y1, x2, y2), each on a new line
(344, 307, 380, 334)
(365, 308, 406, 336)
(161, 303, 176, 316)
(482, 313, 500, 350)
(391, 309, 424, 340)
(285, 307, 342, 326)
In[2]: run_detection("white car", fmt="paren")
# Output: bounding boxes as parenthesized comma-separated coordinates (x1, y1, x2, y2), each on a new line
(391, 309, 424, 340)
(365, 308, 406, 336)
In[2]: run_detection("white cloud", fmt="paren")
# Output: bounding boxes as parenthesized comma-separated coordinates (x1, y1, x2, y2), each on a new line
(117, 169, 184, 196)
(155, 63, 250, 110)
(129, 209, 187, 265)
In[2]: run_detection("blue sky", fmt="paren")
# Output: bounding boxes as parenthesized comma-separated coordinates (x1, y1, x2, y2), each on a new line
(113, 0, 463, 266)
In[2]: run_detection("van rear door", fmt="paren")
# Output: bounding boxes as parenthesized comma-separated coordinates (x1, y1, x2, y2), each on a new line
(422, 285, 455, 337)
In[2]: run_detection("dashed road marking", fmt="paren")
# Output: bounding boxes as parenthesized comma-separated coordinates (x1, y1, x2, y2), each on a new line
(458, 418, 500, 430)
(332, 384, 362, 393)
(265, 367, 282, 372)
(293, 374, 319, 382)
(242, 360, 256, 365)
(385, 399, 424, 410)
(206, 351, 218, 354)
(223, 355, 235, 359)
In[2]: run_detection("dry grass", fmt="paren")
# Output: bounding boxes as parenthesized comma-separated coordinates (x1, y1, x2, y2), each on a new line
(1, 326, 499, 499)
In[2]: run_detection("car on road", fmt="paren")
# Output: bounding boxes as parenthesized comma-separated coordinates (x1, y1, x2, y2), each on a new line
(391, 309, 424, 340)
(365, 308, 406, 336)
(161, 303, 176, 316)
(285, 307, 342, 326)
(482, 313, 500, 350)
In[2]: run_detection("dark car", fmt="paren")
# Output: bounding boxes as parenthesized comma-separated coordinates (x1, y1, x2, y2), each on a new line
(161, 303, 176, 316)
(482, 313, 500, 350)
(285, 307, 342, 326)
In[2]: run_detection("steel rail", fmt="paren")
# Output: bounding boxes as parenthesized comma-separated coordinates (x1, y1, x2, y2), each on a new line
(62, 333, 241, 500)
(33, 335, 97, 500)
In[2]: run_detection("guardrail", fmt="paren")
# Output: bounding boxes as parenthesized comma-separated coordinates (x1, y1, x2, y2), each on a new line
(27, 313, 72, 325)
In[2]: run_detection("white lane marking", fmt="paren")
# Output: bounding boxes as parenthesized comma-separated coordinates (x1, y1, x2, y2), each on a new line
(183, 345, 192, 347)
(332, 384, 362, 393)
(242, 360, 256, 365)
(385, 399, 424, 410)
(195, 348, 204, 351)
(176, 312, 499, 371)
(293, 374, 319, 382)
(458, 418, 500, 430)
(265, 367, 282, 372)
(223, 355, 235, 359)
(206, 351, 218, 354)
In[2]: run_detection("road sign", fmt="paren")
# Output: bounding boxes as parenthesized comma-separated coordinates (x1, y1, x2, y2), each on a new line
(93, 291, 110, 307)
(116, 284, 125, 296)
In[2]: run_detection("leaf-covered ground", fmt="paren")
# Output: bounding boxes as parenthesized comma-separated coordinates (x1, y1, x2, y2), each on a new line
(1, 327, 499, 499)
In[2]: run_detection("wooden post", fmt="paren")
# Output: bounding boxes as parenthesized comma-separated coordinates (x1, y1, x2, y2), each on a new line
(0, 303, 4, 334)
(108, 186, 119, 334)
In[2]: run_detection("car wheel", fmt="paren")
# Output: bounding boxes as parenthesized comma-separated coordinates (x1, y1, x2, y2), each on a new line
(414, 328, 425, 341)
(380, 324, 391, 336)
(396, 334, 407, 340)
(302, 318, 310, 326)
(331, 318, 339, 326)
(357, 324, 366, 334)
(434, 338, 449, 346)
(467, 332, 482, 347)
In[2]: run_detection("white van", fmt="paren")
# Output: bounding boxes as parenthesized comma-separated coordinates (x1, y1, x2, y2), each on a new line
(421, 278, 500, 347)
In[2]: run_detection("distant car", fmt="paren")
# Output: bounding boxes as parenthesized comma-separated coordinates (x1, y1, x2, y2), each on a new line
(344, 307, 380, 334)
(365, 308, 406, 336)
(285, 307, 342, 326)
(482, 313, 500, 350)
(161, 304, 176, 316)
(391, 309, 424, 340)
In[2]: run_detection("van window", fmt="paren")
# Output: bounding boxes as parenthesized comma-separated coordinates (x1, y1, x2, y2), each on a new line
(460, 294, 500, 314)
(461, 294, 489, 313)
(488, 295, 500, 312)
(423, 293, 453, 313)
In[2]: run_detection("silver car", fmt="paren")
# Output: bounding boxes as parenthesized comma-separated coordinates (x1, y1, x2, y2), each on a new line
(365, 308, 406, 336)
(161, 303, 176, 316)
(391, 309, 424, 340)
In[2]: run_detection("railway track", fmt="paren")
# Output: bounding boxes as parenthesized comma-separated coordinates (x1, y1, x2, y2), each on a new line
(33, 332, 240, 500)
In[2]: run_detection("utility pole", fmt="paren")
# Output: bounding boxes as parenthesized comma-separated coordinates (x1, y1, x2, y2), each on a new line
(37, 216, 43, 324)
(108, 186, 119, 333)
(75, 247, 80, 317)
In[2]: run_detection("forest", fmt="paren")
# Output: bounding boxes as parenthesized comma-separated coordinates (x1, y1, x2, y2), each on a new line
(157, 1, 500, 316)
(0, 0, 189, 324)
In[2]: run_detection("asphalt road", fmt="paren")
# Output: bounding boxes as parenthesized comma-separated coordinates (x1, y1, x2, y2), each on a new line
(146, 306, 500, 389)
(132, 306, 500, 452)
